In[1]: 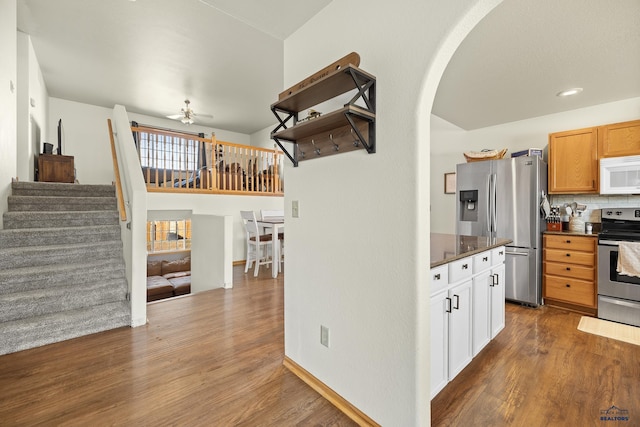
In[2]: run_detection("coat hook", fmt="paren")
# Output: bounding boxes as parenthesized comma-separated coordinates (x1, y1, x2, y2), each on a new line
(330, 134, 339, 151)
(311, 139, 321, 155)
(351, 130, 360, 147)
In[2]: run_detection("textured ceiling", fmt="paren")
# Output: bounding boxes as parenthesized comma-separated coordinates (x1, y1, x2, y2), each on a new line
(17, 0, 640, 135)
(18, 0, 332, 134)
(433, 0, 640, 130)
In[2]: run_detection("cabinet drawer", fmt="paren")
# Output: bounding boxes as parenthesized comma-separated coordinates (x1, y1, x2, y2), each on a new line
(430, 265, 449, 295)
(544, 234, 596, 252)
(544, 275, 595, 307)
(492, 246, 505, 265)
(544, 248, 595, 267)
(473, 251, 492, 273)
(544, 261, 595, 281)
(449, 256, 472, 283)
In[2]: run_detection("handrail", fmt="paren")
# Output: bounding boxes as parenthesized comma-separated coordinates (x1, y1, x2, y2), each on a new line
(131, 125, 284, 196)
(107, 119, 127, 221)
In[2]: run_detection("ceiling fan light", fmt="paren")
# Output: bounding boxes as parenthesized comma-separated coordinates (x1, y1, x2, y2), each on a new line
(181, 117, 194, 125)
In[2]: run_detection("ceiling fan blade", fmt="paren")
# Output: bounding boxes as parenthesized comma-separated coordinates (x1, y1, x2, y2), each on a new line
(166, 114, 183, 119)
(194, 113, 214, 118)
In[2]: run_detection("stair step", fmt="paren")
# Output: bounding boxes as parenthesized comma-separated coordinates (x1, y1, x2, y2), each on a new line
(8, 195, 117, 212)
(0, 259, 126, 294)
(0, 279, 128, 323)
(0, 224, 121, 248)
(0, 180, 131, 355)
(0, 301, 130, 356)
(2, 210, 119, 229)
(0, 241, 123, 270)
(11, 181, 115, 198)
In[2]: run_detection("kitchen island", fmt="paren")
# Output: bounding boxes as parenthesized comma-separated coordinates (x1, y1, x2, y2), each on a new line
(430, 232, 511, 399)
(430, 233, 512, 268)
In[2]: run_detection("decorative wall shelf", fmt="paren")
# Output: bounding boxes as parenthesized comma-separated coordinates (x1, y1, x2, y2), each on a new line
(270, 53, 376, 167)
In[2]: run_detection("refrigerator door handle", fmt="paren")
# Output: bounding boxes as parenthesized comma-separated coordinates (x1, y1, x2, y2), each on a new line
(486, 174, 492, 234)
(490, 173, 497, 233)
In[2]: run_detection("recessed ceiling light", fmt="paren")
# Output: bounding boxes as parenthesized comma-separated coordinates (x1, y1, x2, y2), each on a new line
(556, 88, 583, 97)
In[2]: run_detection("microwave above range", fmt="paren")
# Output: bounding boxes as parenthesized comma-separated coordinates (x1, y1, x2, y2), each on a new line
(600, 155, 640, 195)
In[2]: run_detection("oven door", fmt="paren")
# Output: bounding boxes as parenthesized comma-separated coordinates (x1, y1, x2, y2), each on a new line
(597, 239, 640, 301)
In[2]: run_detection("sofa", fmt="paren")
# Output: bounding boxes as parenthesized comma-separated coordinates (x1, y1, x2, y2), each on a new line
(146, 256, 191, 302)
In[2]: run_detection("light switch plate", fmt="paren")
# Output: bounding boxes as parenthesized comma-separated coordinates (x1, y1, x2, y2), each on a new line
(292, 200, 299, 218)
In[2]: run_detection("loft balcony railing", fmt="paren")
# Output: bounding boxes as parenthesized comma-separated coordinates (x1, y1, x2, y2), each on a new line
(132, 124, 284, 196)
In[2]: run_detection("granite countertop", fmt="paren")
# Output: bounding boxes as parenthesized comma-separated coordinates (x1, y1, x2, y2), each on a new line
(431, 233, 512, 268)
(544, 230, 598, 237)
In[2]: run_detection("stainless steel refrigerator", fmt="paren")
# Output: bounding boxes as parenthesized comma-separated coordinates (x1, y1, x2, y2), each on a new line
(455, 156, 547, 306)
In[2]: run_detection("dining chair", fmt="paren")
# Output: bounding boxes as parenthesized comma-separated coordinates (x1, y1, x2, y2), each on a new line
(260, 209, 285, 268)
(240, 210, 281, 276)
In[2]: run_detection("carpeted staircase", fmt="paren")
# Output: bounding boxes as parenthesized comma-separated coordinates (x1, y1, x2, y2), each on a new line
(0, 181, 131, 356)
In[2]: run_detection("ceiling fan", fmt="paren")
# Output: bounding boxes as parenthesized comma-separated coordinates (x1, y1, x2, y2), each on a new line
(166, 99, 213, 125)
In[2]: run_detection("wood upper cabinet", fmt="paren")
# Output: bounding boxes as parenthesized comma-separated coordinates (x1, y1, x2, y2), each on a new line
(548, 127, 599, 194)
(598, 119, 640, 158)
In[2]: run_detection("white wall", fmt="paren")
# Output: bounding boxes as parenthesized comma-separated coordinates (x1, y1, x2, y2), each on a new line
(430, 97, 640, 233)
(282, 0, 501, 424)
(46, 98, 284, 262)
(146, 193, 283, 262)
(0, 0, 17, 228)
(17, 32, 48, 182)
(48, 98, 254, 185)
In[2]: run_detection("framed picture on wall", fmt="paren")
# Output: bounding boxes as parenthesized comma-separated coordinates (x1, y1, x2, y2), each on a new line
(444, 172, 456, 194)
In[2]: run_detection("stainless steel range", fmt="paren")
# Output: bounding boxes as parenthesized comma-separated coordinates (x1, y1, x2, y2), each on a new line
(598, 208, 640, 327)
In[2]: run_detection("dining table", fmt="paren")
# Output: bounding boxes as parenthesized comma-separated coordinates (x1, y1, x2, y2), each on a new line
(256, 217, 284, 278)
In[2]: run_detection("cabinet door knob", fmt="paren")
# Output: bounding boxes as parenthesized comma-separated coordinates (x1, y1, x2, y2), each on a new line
(566, 253, 571, 257)
(566, 267, 571, 271)
(566, 240, 571, 243)
(499, 251, 504, 255)
(462, 264, 469, 270)
(453, 294, 460, 310)
(566, 284, 571, 288)
(434, 273, 440, 280)
(446, 297, 452, 313)
(493, 274, 499, 286)
(483, 256, 488, 262)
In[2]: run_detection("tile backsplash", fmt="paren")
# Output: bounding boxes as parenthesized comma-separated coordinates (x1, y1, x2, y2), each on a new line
(550, 194, 640, 223)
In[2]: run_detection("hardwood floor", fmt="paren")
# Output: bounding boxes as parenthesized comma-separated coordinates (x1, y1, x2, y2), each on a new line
(3, 269, 639, 427)
(0, 266, 357, 426)
(431, 303, 640, 427)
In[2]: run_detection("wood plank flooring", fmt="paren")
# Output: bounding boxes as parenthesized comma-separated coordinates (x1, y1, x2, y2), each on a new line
(2, 268, 639, 426)
(0, 266, 356, 426)
(431, 303, 640, 427)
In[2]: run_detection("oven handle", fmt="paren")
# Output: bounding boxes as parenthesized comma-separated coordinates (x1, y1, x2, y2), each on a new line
(600, 295, 640, 309)
(598, 240, 620, 246)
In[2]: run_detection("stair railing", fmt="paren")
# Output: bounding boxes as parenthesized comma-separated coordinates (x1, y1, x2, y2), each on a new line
(131, 124, 284, 196)
(107, 119, 127, 222)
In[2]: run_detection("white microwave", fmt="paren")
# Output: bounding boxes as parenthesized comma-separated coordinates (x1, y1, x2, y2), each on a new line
(600, 155, 640, 194)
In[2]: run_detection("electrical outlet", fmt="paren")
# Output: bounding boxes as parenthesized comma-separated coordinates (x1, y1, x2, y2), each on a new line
(320, 325, 329, 347)
(292, 200, 300, 218)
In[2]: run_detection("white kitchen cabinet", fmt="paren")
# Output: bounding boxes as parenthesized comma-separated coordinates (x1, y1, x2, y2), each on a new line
(472, 269, 492, 356)
(430, 289, 449, 399)
(430, 245, 507, 400)
(447, 278, 473, 380)
(471, 248, 506, 356)
(490, 262, 506, 338)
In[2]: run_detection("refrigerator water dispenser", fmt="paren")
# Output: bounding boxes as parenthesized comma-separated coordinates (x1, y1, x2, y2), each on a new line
(459, 190, 478, 222)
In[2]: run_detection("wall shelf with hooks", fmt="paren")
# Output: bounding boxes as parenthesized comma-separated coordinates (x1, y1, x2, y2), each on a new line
(270, 53, 376, 167)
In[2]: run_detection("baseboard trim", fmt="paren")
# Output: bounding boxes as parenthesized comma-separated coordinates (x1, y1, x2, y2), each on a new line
(283, 356, 379, 427)
(544, 298, 597, 317)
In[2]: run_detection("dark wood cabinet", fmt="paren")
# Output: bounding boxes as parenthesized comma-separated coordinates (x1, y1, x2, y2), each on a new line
(37, 154, 75, 183)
